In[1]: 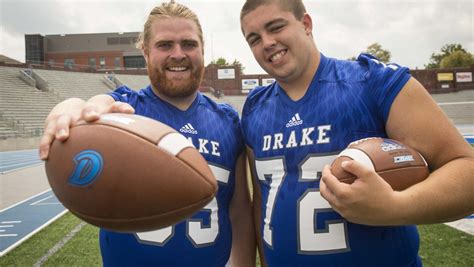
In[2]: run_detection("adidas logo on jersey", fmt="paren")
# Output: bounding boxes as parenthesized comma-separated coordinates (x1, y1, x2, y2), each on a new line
(286, 113, 303, 128)
(179, 123, 198, 134)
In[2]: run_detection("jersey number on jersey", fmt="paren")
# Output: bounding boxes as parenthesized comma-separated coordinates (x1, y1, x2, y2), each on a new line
(135, 164, 230, 247)
(255, 155, 349, 254)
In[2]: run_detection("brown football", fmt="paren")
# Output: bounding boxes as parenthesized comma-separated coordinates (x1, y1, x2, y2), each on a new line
(331, 137, 429, 191)
(45, 113, 217, 232)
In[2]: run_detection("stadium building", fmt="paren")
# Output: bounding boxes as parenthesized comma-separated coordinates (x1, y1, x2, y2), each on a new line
(23, 32, 275, 96)
(0, 32, 472, 148)
(25, 32, 145, 70)
(23, 32, 474, 96)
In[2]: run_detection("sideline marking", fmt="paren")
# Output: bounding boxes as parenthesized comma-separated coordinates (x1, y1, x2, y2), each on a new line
(30, 195, 61, 206)
(1, 163, 43, 175)
(0, 189, 52, 212)
(0, 190, 67, 257)
(33, 222, 86, 267)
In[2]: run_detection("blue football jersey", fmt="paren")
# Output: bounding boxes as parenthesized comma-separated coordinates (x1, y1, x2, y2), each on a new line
(100, 86, 243, 267)
(241, 54, 421, 267)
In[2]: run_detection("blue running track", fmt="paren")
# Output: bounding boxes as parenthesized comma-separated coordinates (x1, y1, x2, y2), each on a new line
(0, 149, 43, 174)
(0, 190, 66, 256)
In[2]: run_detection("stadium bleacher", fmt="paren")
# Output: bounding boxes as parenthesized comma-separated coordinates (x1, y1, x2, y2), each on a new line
(430, 89, 474, 103)
(114, 74, 150, 91)
(216, 95, 247, 114)
(438, 102, 473, 125)
(33, 69, 112, 100)
(433, 90, 474, 125)
(0, 66, 58, 139)
(0, 65, 472, 145)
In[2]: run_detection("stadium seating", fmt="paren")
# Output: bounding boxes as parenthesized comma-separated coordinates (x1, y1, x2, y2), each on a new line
(216, 95, 247, 114)
(33, 69, 111, 100)
(438, 102, 473, 125)
(433, 90, 474, 125)
(431, 90, 474, 103)
(0, 67, 58, 139)
(114, 74, 150, 91)
(0, 65, 472, 142)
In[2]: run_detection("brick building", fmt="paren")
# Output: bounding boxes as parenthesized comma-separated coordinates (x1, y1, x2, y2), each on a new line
(25, 32, 144, 70)
(24, 32, 473, 96)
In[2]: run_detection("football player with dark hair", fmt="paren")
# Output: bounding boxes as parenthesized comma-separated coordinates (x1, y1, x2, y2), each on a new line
(40, 2, 255, 266)
(239, 0, 474, 266)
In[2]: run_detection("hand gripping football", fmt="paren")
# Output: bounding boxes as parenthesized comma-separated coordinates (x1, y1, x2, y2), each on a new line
(46, 113, 217, 232)
(331, 137, 429, 191)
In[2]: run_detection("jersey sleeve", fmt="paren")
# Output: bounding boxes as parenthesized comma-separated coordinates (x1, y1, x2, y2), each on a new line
(107, 86, 135, 104)
(357, 53, 411, 123)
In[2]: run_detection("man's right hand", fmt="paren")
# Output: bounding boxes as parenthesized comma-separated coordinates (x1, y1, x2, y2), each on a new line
(39, 95, 134, 160)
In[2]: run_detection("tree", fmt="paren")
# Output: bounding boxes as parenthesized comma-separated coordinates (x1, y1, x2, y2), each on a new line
(365, 43, 391, 63)
(210, 57, 229, 66)
(349, 42, 391, 63)
(232, 59, 245, 73)
(439, 50, 474, 68)
(209, 57, 245, 73)
(426, 43, 470, 69)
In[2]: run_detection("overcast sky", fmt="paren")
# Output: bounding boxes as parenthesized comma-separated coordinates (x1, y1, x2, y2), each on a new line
(0, 0, 472, 74)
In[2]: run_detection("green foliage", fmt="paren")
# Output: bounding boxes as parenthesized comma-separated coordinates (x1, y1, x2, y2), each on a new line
(365, 43, 391, 63)
(209, 57, 245, 73)
(349, 43, 391, 63)
(440, 50, 474, 68)
(426, 43, 471, 69)
(212, 57, 229, 66)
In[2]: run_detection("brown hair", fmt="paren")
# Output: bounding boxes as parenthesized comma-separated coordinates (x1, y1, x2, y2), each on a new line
(240, 0, 306, 21)
(136, 1, 204, 51)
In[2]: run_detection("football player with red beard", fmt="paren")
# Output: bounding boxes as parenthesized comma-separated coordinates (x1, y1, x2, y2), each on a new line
(39, 2, 255, 267)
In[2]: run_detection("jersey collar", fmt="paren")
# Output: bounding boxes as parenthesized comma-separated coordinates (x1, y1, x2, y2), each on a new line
(144, 85, 202, 117)
(275, 53, 328, 106)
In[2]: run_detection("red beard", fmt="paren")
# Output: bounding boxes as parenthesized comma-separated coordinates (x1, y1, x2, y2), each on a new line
(147, 59, 203, 98)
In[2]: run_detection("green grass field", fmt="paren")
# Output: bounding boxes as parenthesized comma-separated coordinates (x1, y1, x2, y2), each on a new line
(0, 212, 472, 266)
